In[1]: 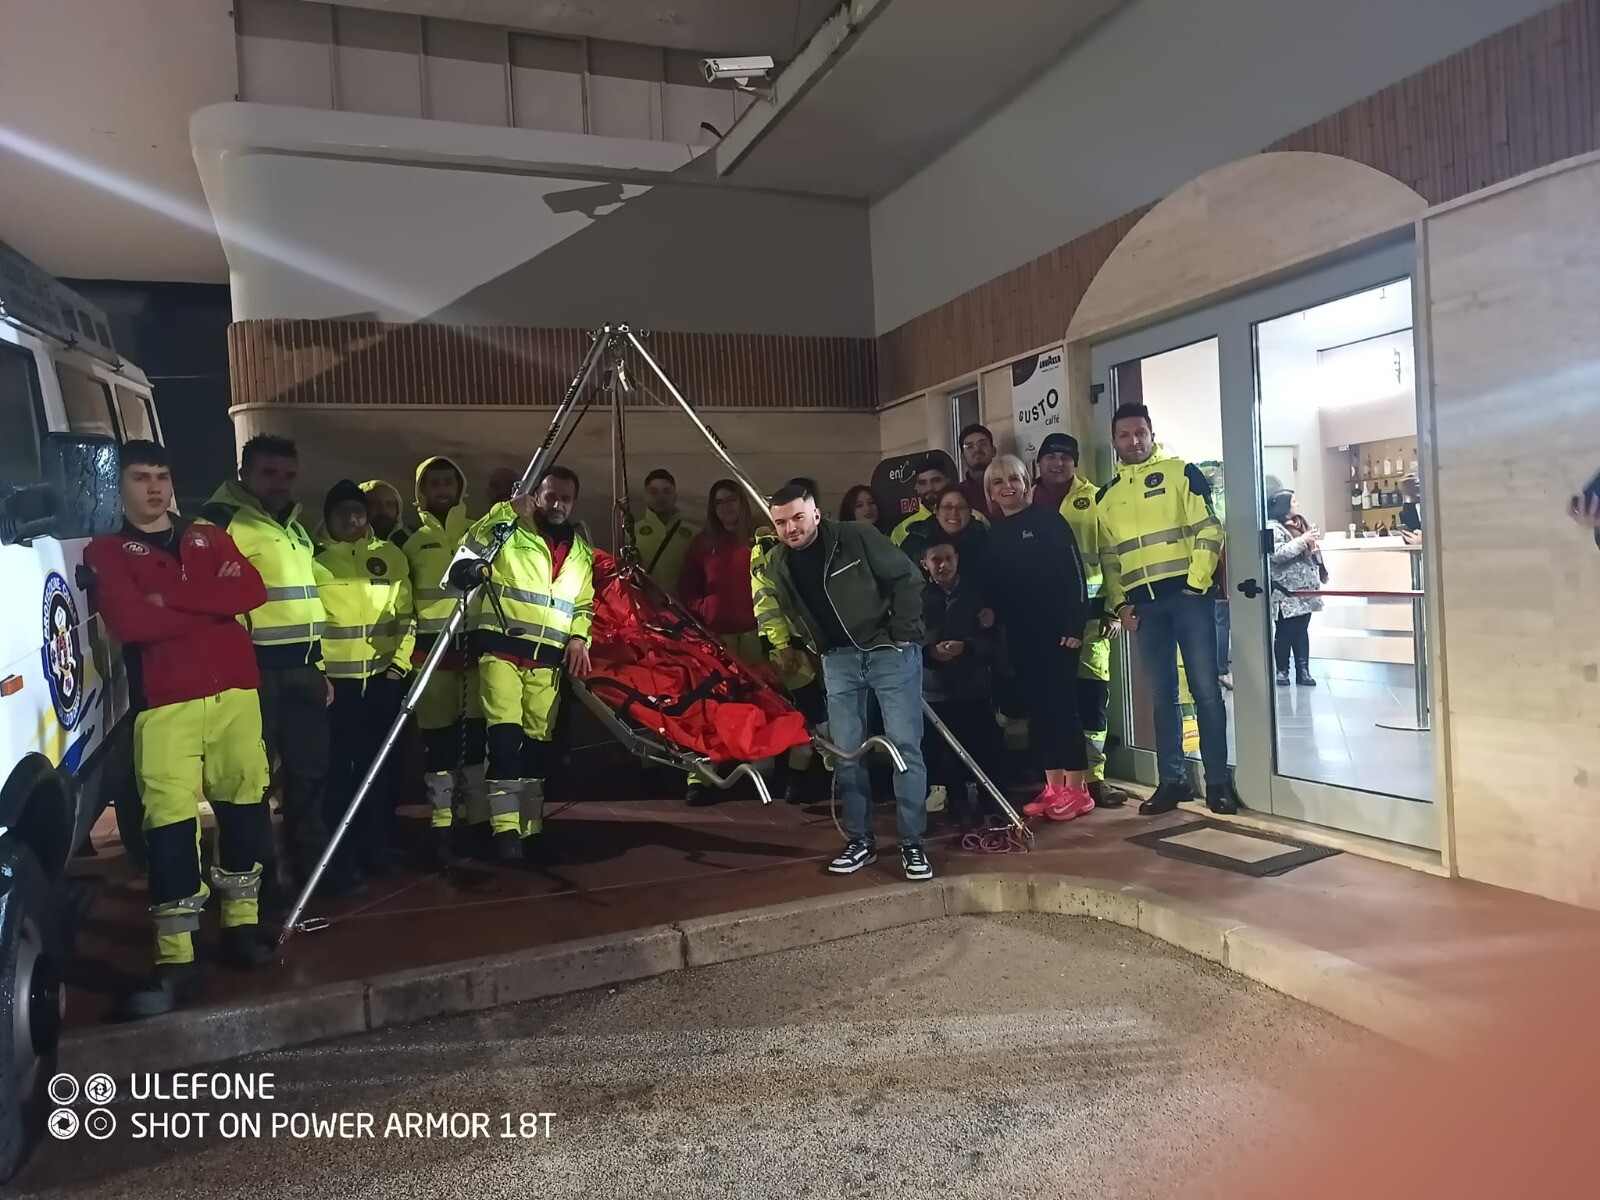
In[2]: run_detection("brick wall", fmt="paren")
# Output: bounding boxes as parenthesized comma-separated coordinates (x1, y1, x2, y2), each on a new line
(876, 0, 1600, 402)
(228, 320, 878, 411)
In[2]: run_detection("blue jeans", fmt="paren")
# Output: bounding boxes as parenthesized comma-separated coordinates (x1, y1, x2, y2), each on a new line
(822, 645, 927, 847)
(1214, 599, 1231, 673)
(1133, 593, 1229, 789)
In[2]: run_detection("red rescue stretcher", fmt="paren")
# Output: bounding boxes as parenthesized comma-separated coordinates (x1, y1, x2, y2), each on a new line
(572, 551, 902, 801)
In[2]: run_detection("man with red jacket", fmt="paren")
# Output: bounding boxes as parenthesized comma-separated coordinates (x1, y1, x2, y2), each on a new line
(85, 441, 275, 1018)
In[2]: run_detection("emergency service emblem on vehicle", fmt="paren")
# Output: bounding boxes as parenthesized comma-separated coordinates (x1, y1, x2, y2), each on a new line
(123, 540, 150, 555)
(41, 571, 85, 731)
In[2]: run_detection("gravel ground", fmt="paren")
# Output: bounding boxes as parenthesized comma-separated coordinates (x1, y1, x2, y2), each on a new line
(18, 914, 1379, 1200)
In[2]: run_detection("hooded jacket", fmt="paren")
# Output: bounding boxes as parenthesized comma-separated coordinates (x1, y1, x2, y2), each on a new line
(359, 479, 410, 548)
(402, 455, 471, 660)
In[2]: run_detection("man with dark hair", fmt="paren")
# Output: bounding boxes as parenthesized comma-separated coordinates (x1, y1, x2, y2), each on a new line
(449, 466, 593, 864)
(762, 480, 933, 881)
(202, 433, 329, 895)
(891, 457, 950, 547)
(1097, 403, 1238, 815)
(636, 467, 698, 597)
(86, 441, 274, 1016)
(957, 423, 999, 517)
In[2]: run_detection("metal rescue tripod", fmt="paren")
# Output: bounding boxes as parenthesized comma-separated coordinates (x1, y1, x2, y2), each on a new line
(279, 324, 1029, 942)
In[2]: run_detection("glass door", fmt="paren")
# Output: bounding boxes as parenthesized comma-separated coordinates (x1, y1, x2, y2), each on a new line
(1092, 239, 1439, 851)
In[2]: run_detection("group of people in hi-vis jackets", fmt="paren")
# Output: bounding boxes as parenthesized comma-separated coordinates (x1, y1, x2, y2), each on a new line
(90, 399, 1246, 1018)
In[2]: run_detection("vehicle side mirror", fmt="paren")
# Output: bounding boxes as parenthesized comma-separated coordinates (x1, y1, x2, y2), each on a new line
(0, 433, 121, 546)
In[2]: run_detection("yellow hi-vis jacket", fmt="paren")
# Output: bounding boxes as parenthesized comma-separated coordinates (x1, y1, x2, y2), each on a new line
(452, 504, 595, 666)
(200, 480, 324, 661)
(750, 525, 816, 688)
(1059, 471, 1111, 683)
(314, 537, 416, 680)
(634, 509, 698, 597)
(1095, 444, 1222, 616)
(403, 456, 472, 650)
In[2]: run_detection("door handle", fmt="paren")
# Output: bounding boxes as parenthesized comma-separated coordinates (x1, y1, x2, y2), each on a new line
(1235, 578, 1263, 599)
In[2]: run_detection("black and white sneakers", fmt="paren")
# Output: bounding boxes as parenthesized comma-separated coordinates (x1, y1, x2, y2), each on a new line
(900, 844, 933, 881)
(827, 838, 877, 874)
(827, 839, 934, 881)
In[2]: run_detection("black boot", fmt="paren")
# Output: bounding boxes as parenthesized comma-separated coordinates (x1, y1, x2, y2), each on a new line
(1296, 669, 1317, 687)
(119, 962, 205, 1020)
(523, 832, 562, 866)
(1275, 670, 1291, 686)
(1089, 780, 1130, 809)
(1138, 781, 1194, 816)
(217, 925, 274, 971)
(492, 829, 524, 864)
(1206, 780, 1243, 815)
(685, 782, 718, 807)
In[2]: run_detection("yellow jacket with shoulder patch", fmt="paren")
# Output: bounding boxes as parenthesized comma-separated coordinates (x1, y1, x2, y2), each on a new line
(314, 537, 415, 680)
(1095, 445, 1222, 615)
(634, 511, 699, 597)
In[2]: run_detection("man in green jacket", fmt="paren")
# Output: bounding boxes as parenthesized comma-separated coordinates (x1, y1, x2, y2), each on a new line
(763, 480, 932, 882)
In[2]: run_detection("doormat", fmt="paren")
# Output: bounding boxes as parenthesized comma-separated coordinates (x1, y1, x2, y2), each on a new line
(1124, 820, 1340, 877)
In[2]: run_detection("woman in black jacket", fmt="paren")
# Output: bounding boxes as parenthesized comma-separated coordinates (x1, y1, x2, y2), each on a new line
(982, 454, 1093, 822)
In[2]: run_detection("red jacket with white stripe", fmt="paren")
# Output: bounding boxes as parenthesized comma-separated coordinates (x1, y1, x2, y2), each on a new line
(85, 518, 266, 711)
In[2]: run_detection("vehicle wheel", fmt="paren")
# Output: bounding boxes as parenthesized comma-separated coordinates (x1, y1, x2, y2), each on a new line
(0, 842, 65, 1185)
(113, 774, 147, 873)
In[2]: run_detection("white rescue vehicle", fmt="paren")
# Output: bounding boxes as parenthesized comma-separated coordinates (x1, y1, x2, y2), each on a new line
(0, 239, 162, 1180)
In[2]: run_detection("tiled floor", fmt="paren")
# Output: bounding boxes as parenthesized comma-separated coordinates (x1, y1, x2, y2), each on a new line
(1154, 660, 1435, 802)
(64, 736, 1599, 1035)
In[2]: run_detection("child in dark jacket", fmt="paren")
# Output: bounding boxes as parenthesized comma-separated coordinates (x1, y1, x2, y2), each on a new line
(919, 535, 1007, 830)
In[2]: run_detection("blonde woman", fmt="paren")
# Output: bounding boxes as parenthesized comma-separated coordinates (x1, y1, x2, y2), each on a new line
(981, 454, 1094, 821)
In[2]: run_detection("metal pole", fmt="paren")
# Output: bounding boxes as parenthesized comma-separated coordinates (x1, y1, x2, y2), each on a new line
(279, 326, 614, 942)
(624, 328, 769, 513)
(627, 326, 1028, 839)
(1376, 548, 1430, 733)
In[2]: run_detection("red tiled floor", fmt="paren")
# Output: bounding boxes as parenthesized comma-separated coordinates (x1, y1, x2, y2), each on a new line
(66, 750, 1600, 1031)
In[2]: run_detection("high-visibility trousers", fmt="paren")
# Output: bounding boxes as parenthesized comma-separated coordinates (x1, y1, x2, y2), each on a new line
(134, 688, 271, 966)
(1078, 632, 1112, 782)
(415, 664, 487, 830)
(479, 656, 562, 837)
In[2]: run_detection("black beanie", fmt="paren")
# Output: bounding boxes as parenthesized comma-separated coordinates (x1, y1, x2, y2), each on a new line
(324, 478, 368, 523)
(1037, 432, 1080, 463)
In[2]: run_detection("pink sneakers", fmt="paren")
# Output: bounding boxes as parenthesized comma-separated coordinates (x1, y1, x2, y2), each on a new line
(1020, 789, 1059, 818)
(1042, 785, 1095, 822)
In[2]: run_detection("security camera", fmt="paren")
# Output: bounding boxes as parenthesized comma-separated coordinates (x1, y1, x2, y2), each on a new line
(702, 56, 774, 85)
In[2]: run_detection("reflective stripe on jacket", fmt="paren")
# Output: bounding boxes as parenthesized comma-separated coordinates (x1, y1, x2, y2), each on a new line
(314, 538, 416, 680)
(457, 504, 595, 665)
(200, 480, 324, 656)
(1094, 445, 1222, 614)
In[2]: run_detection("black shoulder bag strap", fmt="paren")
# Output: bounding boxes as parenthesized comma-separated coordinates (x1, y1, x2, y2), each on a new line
(645, 518, 683, 575)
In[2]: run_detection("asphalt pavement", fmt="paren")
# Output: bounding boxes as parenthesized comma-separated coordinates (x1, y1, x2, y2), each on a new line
(17, 913, 1379, 1199)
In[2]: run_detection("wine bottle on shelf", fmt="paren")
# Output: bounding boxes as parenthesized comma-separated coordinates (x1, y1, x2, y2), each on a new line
(1362, 485, 1372, 510)
(1409, 453, 1418, 473)
(1384, 454, 1394, 476)
(1363, 457, 1372, 479)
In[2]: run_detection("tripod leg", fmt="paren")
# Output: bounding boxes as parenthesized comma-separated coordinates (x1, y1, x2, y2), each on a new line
(279, 326, 615, 944)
